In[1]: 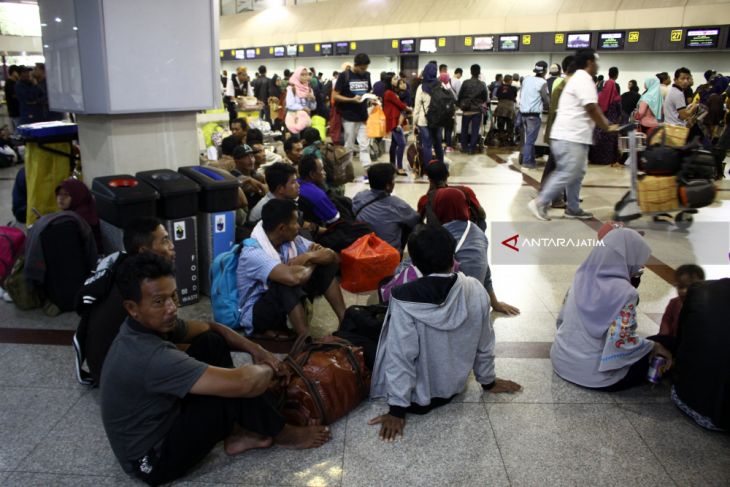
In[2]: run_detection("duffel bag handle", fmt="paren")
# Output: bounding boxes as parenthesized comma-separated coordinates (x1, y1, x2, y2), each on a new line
(283, 355, 330, 424)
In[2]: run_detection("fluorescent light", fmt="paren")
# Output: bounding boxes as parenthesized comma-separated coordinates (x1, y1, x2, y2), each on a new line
(72, 26, 78, 31)
(40, 23, 47, 27)
(54, 17, 61, 22)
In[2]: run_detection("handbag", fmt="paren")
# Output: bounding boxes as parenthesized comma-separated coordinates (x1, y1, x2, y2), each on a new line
(277, 335, 370, 426)
(366, 105, 387, 139)
(678, 179, 716, 208)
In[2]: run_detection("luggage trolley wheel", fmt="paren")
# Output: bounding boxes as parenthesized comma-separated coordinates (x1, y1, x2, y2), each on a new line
(674, 210, 697, 230)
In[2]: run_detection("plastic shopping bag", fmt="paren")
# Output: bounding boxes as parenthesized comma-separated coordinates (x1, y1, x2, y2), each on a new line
(366, 105, 387, 139)
(340, 233, 400, 293)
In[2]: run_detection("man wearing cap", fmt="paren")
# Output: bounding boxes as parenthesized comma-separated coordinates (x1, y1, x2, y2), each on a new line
(518, 61, 550, 169)
(546, 64, 562, 95)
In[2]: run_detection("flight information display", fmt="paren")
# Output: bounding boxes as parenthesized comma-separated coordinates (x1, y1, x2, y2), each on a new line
(498, 35, 519, 51)
(685, 28, 719, 48)
(598, 32, 624, 50)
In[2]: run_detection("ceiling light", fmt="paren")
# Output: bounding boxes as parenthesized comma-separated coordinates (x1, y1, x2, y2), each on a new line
(73, 26, 78, 31)
(54, 17, 62, 23)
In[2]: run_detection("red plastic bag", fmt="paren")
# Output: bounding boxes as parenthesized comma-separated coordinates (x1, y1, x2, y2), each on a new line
(340, 233, 400, 293)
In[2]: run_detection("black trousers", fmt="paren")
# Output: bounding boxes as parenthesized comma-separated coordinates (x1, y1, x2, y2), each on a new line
(135, 332, 285, 486)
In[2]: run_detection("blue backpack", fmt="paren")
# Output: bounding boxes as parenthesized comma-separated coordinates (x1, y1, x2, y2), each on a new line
(210, 242, 243, 328)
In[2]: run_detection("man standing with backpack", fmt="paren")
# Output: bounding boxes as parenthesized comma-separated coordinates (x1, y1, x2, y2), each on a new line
(413, 62, 455, 164)
(334, 53, 373, 168)
(458, 64, 488, 154)
(518, 61, 550, 169)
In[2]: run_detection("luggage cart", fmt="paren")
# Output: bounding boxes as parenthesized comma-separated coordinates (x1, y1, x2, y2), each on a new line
(612, 123, 697, 229)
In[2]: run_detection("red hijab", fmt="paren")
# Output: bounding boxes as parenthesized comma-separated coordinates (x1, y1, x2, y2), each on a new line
(598, 79, 621, 113)
(56, 178, 99, 227)
(433, 187, 469, 224)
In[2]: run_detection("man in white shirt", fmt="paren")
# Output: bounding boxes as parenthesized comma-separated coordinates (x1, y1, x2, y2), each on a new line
(528, 49, 618, 221)
(451, 68, 463, 96)
(663, 67, 698, 127)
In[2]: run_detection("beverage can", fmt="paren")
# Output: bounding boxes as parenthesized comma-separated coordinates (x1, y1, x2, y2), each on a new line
(647, 355, 667, 384)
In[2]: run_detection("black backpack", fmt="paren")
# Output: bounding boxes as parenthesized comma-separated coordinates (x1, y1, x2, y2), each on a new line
(334, 304, 388, 370)
(426, 84, 456, 128)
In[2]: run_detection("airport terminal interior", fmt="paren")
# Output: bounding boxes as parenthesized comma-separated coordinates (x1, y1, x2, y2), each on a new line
(0, 0, 729, 486)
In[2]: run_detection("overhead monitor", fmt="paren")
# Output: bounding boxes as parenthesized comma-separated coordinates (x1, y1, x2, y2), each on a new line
(234, 50, 245, 60)
(498, 35, 519, 52)
(335, 41, 349, 55)
(473, 36, 494, 51)
(273, 46, 285, 57)
(400, 39, 415, 54)
(320, 43, 333, 56)
(598, 32, 624, 50)
(245, 49, 256, 59)
(685, 28, 720, 48)
(566, 33, 591, 49)
(287, 44, 298, 57)
(419, 38, 437, 53)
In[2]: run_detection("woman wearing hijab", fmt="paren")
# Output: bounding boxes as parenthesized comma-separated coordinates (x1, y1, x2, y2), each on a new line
(551, 228, 673, 391)
(589, 75, 622, 165)
(412, 62, 444, 164)
(285, 67, 317, 134)
(55, 178, 103, 253)
(431, 188, 519, 316)
(383, 74, 410, 176)
(635, 76, 663, 134)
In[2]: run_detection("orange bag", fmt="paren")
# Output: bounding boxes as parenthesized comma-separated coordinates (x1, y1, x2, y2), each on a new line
(340, 233, 400, 293)
(366, 105, 387, 139)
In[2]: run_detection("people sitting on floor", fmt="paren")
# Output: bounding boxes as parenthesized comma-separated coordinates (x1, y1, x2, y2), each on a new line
(284, 136, 304, 167)
(247, 162, 300, 224)
(659, 264, 705, 339)
(352, 163, 420, 253)
(369, 224, 521, 441)
(297, 154, 340, 228)
(221, 118, 248, 157)
(550, 228, 673, 391)
(55, 178, 103, 254)
(246, 128, 283, 170)
(236, 199, 346, 338)
(301, 126, 324, 160)
(74, 217, 176, 385)
(231, 144, 268, 211)
(102, 252, 331, 486)
(417, 161, 487, 230)
(430, 187, 520, 316)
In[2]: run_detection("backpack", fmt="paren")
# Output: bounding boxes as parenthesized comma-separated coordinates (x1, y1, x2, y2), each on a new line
(210, 242, 243, 328)
(425, 84, 456, 128)
(322, 143, 355, 186)
(0, 226, 25, 284)
(334, 304, 388, 370)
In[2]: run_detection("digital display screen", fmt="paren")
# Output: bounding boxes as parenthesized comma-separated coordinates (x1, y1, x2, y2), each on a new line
(245, 49, 256, 59)
(320, 43, 333, 56)
(419, 38, 437, 53)
(400, 39, 415, 54)
(234, 50, 245, 60)
(567, 33, 591, 49)
(685, 28, 720, 48)
(335, 42, 349, 55)
(473, 36, 494, 51)
(498, 35, 519, 51)
(287, 44, 298, 57)
(273, 46, 285, 57)
(598, 32, 624, 50)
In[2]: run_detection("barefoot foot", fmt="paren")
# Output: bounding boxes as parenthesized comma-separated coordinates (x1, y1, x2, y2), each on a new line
(275, 424, 332, 449)
(224, 429, 273, 456)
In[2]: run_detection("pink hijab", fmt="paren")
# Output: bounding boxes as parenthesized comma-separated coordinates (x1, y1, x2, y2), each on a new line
(289, 67, 312, 98)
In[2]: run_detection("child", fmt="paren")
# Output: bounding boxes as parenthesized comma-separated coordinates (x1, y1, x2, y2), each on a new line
(659, 264, 705, 337)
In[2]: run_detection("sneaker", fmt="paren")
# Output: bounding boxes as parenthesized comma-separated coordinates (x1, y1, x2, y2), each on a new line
(527, 199, 551, 221)
(564, 208, 594, 220)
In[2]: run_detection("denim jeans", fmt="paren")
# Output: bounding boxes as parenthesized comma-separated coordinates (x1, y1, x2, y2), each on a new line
(343, 120, 371, 166)
(460, 113, 482, 152)
(537, 139, 589, 213)
(520, 114, 541, 167)
(418, 126, 443, 164)
(390, 127, 406, 169)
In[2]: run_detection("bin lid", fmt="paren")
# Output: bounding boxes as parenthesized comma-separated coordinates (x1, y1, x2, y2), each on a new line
(178, 165, 240, 190)
(136, 169, 200, 197)
(91, 175, 159, 203)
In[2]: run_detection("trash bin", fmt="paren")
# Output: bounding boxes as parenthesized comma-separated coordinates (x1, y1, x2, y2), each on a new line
(178, 165, 239, 295)
(137, 169, 201, 306)
(91, 175, 158, 254)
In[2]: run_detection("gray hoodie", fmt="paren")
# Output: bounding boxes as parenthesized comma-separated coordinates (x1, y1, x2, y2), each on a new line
(370, 272, 496, 408)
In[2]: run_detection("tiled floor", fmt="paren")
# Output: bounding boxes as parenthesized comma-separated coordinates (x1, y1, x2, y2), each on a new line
(0, 147, 729, 486)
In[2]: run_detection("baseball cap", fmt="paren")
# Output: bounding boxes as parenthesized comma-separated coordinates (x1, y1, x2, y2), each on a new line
(232, 144, 254, 159)
(549, 63, 561, 75)
(533, 61, 548, 73)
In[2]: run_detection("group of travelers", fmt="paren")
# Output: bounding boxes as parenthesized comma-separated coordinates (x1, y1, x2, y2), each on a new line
(3, 63, 62, 130)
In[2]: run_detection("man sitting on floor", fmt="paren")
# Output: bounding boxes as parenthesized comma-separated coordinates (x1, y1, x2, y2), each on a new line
(221, 118, 248, 157)
(352, 163, 420, 253)
(284, 136, 304, 167)
(417, 161, 487, 230)
(101, 253, 331, 486)
(247, 162, 299, 224)
(74, 217, 176, 385)
(369, 224, 521, 441)
(297, 153, 341, 228)
(236, 199, 346, 338)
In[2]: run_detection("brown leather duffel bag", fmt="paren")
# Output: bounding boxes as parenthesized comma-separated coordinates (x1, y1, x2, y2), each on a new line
(278, 335, 370, 426)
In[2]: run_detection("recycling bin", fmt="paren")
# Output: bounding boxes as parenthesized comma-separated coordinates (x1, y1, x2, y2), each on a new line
(91, 174, 158, 254)
(178, 165, 239, 295)
(137, 169, 201, 306)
